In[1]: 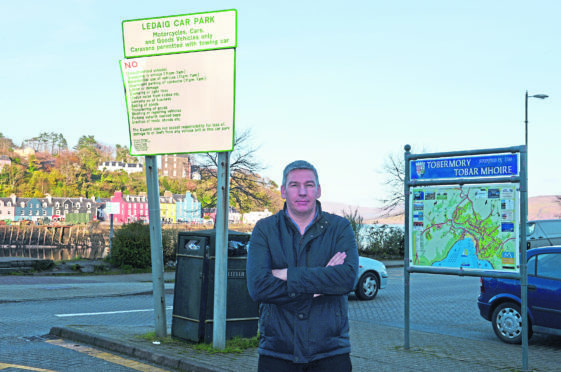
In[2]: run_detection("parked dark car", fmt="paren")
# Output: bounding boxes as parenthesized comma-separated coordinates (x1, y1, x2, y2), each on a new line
(477, 246, 561, 343)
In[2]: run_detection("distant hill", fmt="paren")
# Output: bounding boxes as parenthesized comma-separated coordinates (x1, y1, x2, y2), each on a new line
(528, 195, 561, 220)
(320, 201, 404, 225)
(322, 195, 561, 225)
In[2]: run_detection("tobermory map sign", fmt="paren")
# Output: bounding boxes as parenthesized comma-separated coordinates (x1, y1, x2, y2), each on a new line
(409, 184, 519, 272)
(411, 153, 518, 180)
(407, 152, 521, 273)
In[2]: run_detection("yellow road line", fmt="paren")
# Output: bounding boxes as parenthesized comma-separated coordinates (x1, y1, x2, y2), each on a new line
(46, 339, 170, 372)
(0, 362, 55, 371)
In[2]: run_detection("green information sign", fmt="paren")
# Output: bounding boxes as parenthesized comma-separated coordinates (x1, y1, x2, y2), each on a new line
(122, 9, 237, 58)
(409, 184, 519, 273)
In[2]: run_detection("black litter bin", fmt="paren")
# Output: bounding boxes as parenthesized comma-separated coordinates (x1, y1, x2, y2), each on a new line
(171, 229, 259, 343)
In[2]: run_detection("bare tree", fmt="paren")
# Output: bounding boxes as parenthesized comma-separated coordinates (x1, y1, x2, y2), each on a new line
(379, 147, 428, 214)
(197, 129, 270, 213)
(379, 152, 405, 214)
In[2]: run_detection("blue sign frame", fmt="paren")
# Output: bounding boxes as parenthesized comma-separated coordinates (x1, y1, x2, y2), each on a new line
(410, 153, 519, 180)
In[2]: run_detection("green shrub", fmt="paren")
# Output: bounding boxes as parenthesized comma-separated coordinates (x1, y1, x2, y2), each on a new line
(361, 224, 404, 258)
(110, 222, 151, 269)
(110, 221, 176, 269)
(32, 260, 55, 271)
(161, 226, 178, 263)
(342, 208, 365, 249)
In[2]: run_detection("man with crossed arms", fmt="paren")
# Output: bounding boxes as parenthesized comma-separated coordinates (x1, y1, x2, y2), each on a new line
(247, 160, 359, 371)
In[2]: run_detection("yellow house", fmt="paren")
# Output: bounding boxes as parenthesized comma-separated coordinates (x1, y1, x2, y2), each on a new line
(160, 193, 176, 223)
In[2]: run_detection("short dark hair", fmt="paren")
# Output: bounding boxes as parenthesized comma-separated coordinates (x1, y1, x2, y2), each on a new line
(282, 160, 319, 188)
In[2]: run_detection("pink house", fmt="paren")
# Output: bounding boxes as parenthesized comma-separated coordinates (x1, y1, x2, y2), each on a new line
(110, 191, 149, 223)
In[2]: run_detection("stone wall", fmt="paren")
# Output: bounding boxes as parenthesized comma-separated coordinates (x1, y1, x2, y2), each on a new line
(0, 225, 109, 260)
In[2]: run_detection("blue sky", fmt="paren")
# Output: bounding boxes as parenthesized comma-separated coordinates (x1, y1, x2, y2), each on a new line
(1, 1, 559, 208)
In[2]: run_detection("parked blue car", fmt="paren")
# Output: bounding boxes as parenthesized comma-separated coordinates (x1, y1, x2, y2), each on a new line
(477, 246, 561, 343)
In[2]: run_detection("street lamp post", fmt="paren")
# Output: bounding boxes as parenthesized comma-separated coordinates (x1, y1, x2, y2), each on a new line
(525, 90, 549, 148)
(521, 90, 548, 371)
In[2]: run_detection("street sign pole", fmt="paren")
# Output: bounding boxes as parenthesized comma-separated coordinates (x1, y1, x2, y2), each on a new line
(213, 151, 231, 349)
(109, 214, 114, 254)
(404, 144, 411, 349)
(145, 155, 167, 337)
(520, 147, 529, 370)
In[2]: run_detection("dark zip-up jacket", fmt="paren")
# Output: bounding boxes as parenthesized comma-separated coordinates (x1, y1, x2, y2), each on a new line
(247, 202, 359, 363)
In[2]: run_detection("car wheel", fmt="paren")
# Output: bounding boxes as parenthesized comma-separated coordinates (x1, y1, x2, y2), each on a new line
(491, 302, 532, 344)
(355, 272, 379, 300)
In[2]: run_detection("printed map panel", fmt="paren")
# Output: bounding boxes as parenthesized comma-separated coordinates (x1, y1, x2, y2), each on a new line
(410, 184, 519, 272)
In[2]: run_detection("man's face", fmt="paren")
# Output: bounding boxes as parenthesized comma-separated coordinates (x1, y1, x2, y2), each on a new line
(281, 169, 321, 218)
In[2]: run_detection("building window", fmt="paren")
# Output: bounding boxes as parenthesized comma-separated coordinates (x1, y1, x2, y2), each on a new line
(76, 203, 81, 209)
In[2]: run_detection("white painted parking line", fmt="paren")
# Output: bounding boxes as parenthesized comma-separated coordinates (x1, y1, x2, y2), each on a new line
(55, 306, 173, 317)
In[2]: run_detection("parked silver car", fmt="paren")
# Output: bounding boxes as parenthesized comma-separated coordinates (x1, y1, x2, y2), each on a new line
(353, 256, 388, 300)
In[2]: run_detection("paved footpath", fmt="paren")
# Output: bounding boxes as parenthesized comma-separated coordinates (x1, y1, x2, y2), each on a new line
(2, 258, 561, 371)
(49, 318, 561, 372)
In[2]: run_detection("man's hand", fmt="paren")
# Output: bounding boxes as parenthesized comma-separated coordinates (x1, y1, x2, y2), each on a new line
(326, 251, 346, 267)
(272, 268, 288, 281)
(314, 251, 347, 297)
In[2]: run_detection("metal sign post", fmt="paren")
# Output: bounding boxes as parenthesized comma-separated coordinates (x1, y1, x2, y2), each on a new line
(520, 147, 529, 370)
(105, 202, 120, 255)
(403, 144, 529, 369)
(403, 145, 411, 350)
(145, 155, 167, 337)
(213, 151, 231, 349)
